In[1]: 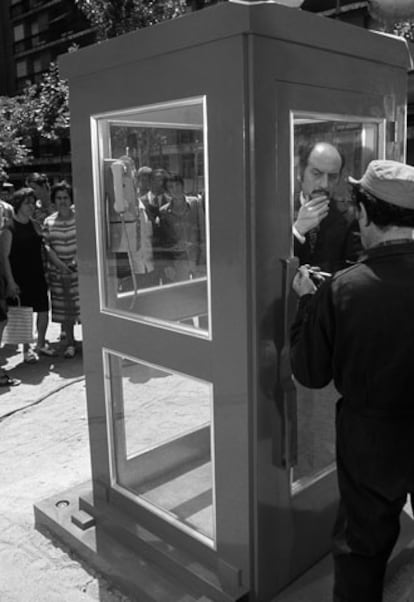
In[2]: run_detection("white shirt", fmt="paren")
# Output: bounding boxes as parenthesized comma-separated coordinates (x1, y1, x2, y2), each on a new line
(292, 192, 307, 244)
(131, 199, 154, 274)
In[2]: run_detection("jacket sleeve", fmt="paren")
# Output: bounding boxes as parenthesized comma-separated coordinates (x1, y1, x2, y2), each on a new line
(289, 284, 335, 389)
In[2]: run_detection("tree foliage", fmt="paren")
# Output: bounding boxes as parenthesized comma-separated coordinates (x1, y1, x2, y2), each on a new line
(368, 0, 414, 38)
(393, 21, 414, 41)
(0, 61, 70, 180)
(29, 62, 70, 141)
(75, 0, 188, 40)
(0, 96, 32, 180)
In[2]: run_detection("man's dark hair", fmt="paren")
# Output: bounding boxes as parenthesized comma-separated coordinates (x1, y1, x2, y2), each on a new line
(297, 141, 345, 177)
(351, 183, 414, 229)
(26, 172, 48, 186)
(137, 166, 152, 177)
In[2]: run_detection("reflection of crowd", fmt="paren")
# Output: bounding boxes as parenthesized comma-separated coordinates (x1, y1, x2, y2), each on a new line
(158, 173, 205, 283)
(114, 164, 206, 291)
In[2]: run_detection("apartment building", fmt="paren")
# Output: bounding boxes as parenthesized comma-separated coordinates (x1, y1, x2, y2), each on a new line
(0, 0, 95, 183)
(1, 0, 95, 95)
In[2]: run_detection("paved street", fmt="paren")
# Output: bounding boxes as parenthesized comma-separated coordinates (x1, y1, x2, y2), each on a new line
(2, 321, 414, 602)
(0, 322, 131, 602)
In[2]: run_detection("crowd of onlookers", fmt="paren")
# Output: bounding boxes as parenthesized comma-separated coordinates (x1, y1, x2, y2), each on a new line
(0, 172, 80, 387)
(0, 164, 207, 387)
(109, 163, 206, 293)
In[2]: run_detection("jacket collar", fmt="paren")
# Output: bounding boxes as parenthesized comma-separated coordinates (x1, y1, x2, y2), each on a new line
(360, 239, 414, 262)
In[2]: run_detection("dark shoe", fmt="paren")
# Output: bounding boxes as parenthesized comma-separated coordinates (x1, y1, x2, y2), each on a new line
(0, 373, 21, 386)
(63, 345, 76, 359)
(36, 344, 57, 357)
(23, 349, 39, 363)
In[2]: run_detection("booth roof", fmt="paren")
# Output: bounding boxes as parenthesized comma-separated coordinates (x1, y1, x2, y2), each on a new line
(59, 1, 411, 81)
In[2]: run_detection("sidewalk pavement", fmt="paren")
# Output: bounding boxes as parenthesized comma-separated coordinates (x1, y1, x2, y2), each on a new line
(3, 322, 414, 602)
(0, 321, 131, 602)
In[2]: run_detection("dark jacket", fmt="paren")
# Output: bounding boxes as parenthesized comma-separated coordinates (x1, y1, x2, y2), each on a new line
(290, 241, 414, 494)
(294, 200, 362, 273)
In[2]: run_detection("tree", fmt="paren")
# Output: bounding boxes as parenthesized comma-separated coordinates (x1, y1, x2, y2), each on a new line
(0, 96, 33, 181)
(0, 60, 71, 180)
(29, 61, 70, 141)
(368, 0, 414, 38)
(75, 0, 188, 41)
(393, 21, 414, 41)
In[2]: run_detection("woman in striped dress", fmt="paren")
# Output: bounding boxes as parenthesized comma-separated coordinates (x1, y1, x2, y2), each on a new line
(43, 181, 80, 358)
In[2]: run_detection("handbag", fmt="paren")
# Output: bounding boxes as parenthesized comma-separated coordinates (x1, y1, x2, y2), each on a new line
(3, 297, 34, 345)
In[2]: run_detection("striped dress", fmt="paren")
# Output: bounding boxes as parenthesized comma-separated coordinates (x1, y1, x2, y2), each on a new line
(43, 210, 80, 324)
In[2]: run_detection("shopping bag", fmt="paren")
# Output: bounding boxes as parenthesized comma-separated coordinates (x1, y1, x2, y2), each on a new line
(3, 298, 34, 345)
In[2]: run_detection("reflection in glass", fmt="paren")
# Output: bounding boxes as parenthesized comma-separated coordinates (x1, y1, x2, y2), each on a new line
(105, 351, 215, 545)
(291, 114, 383, 488)
(93, 98, 208, 334)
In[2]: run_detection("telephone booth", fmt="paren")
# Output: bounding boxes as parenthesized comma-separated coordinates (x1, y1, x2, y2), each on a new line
(35, 3, 411, 601)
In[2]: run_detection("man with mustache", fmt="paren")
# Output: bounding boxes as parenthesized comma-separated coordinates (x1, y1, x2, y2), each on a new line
(293, 141, 361, 273)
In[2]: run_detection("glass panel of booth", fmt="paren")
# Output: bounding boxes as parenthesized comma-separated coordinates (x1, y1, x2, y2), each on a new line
(289, 112, 385, 493)
(104, 349, 216, 547)
(91, 97, 209, 336)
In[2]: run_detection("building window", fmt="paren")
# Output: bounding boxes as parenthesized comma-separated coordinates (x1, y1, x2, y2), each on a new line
(13, 23, 25, 42)
(33, 57, 42, 73)
(16, 60, 28, 79)
(31, 20, 40, 46)
(182, 153, 194, 179)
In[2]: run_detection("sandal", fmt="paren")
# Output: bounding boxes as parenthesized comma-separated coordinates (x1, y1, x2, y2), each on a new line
(64, 345, 76, 359)
(36, 344, 57, 357)
(24, 349, 39, 364)
(0, 373, 21, 387)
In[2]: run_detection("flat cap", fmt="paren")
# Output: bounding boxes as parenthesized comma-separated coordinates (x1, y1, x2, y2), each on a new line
(349, 160, 414, 209)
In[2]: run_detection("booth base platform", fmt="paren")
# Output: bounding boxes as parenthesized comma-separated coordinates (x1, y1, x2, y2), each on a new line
(34, 482, 414, 602)
(34, 482, 235, 602)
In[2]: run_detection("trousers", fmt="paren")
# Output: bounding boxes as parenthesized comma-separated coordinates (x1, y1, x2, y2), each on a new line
(333, 402, 414, 602)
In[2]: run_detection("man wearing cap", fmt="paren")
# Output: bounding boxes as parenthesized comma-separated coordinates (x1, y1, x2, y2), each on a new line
(290, 160, 414, 602)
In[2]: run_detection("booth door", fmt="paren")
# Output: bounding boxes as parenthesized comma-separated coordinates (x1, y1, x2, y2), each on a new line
(275, 82, 391, 584)
(87, 95, 250, 599)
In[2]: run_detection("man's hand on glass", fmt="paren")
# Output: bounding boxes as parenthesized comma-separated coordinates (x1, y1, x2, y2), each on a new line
(293, 194, 329, 237)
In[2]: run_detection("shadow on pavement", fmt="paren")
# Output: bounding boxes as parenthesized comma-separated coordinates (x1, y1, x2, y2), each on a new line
(0, 339, 85, 411)
(9, 352, 84, 385)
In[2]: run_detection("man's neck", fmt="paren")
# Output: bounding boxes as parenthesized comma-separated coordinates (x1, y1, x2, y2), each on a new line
(367, 227, 414, 249)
